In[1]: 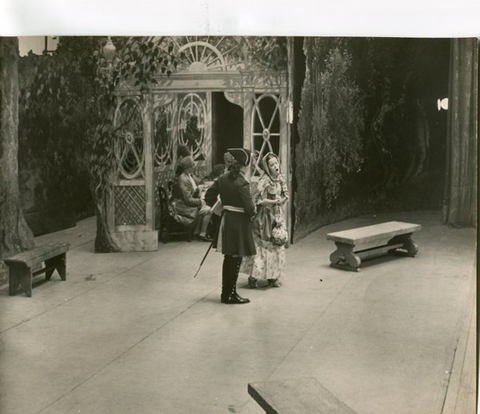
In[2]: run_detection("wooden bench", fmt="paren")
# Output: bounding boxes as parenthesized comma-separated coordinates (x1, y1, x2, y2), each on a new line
(326, 221, 421, 271)
(4, 241, 70, 297)
(248, 377, 358, 414)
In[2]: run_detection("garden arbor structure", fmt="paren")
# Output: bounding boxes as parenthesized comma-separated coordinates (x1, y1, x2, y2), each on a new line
(109, 36, 290, 251)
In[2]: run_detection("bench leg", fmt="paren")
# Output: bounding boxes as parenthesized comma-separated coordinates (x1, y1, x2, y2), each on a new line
(45, 259, 55, 281)
(9, 266, 21, 296)
(402, 235, 419, 256)
(21, 268, 33, 297)
(330, 242, 361, 271)
(388, 234, 419, 257)
(58, 253, 67, 280)
(45, 254, 67, 281)
(9, 265, 32, 297)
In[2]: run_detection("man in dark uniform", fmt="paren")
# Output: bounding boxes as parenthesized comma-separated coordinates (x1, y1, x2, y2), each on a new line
(205, 148, 256, 304)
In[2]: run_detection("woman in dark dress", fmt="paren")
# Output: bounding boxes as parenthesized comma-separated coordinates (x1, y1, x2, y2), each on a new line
(204, 148, 256, 304)
(171, 156, 212, 240)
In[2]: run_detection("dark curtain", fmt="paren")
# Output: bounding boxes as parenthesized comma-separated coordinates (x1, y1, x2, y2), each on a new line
(443, 38, 478, 227)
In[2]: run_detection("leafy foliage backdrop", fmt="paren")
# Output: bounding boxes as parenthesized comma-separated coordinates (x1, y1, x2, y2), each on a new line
(18, 36, 288, 251)
(16, 36, 450, 247)
(293, 37, 449, 240)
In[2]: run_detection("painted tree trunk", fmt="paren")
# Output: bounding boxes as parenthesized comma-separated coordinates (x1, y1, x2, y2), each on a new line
(0, 37, 35, 258)
(90, 114, 120, 253)
(443, 38, 478, 227)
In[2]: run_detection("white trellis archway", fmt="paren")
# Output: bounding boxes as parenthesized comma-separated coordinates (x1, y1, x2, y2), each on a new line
(110, 36, 290, 251)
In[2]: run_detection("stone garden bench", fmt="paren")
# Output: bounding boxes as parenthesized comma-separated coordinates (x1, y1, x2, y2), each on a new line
(326, 221, 421, 271)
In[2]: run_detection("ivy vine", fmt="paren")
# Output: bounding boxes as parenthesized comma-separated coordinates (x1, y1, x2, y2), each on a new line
(20, 35, 288, 251)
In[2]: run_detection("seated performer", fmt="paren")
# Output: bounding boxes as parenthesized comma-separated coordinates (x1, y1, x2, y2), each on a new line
(171, 156, 212, 241)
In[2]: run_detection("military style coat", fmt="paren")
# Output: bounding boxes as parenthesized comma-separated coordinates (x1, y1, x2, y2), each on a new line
(205, 172, 256, 257)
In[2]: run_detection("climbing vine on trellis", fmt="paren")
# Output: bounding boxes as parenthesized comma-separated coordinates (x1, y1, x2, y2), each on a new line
(246, 37, 288, 72)
(20, 36, 289, 252)
(90, 37, 179, 251)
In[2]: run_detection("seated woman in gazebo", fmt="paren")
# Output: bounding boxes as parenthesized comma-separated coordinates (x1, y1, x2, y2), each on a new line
(171, 156, 212, 242)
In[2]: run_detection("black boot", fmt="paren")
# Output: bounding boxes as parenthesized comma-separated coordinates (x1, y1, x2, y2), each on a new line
(228, 290, 250, 304)
(220, 257, 231, 303)
(225, 257, 250, 304)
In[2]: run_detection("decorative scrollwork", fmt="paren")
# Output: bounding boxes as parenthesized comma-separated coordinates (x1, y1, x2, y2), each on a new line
(178, 93, 207, 161)
(251, 93, 281, 176)
(151, 36, 248, 74)
(224, 91, 243, 107)
(153, 104, 175, 169)
(115, 99, 144, 180)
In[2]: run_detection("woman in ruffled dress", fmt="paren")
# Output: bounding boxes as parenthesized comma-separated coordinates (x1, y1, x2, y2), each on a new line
(244, 152, 289, 288)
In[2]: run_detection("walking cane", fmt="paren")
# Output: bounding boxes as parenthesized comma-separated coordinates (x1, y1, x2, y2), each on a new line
(193, 240, 214, 278)
(194, 199, 222, 278)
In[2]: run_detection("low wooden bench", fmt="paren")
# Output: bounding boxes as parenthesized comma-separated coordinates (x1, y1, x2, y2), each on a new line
(4, 241, 70, 297)
(248, 377, 358, 414)
(326, 221, 421, 271)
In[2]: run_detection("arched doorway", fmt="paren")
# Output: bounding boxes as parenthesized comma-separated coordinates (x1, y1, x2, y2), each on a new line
(211, 92, 244, 165)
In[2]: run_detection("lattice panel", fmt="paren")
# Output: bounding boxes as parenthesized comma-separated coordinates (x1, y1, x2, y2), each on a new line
(115, 186, 146, 226)
(251, 93, 281, 177)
